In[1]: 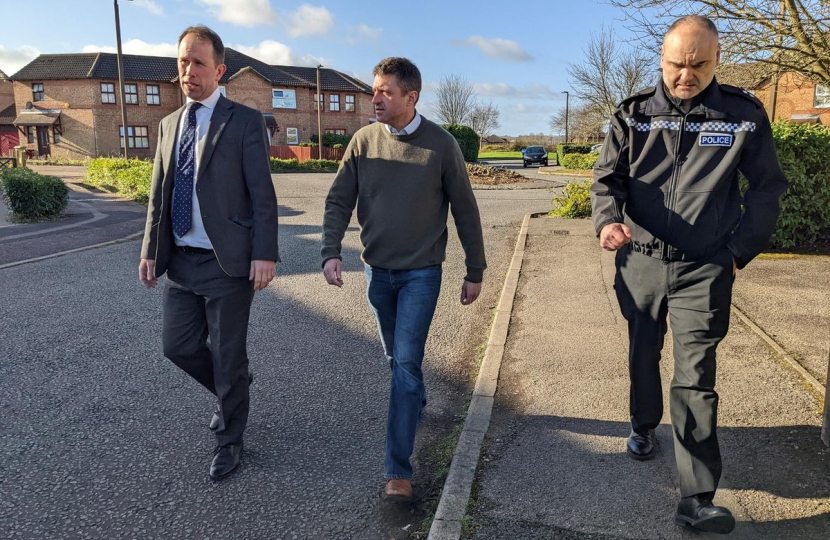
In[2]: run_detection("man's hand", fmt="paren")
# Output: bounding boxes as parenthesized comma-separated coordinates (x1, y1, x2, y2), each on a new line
(139, 258, 157, 289)
(250, 260, 276, 291)
(323, 258, 344, 287)
(599, 223, 632, 251)
(460, 280, 481, 306)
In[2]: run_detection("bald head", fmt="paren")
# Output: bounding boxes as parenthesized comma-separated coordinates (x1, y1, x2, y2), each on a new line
(660, 16, 721, 100)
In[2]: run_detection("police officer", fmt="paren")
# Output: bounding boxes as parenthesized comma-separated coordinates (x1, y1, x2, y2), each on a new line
(591, 15, 787, 534)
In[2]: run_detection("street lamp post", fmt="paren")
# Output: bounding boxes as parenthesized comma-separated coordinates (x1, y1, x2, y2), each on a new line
(561, 90, 569, 144)
(114, 0, 132, 159)
(316, 64, 323, 160)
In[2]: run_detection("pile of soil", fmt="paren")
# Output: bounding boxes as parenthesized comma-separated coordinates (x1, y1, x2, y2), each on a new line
(467, 163, 528, 185)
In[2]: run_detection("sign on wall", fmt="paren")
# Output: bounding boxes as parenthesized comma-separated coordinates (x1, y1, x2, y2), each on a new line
(286, 127, 299, 145)
(272, 89, 297, 109)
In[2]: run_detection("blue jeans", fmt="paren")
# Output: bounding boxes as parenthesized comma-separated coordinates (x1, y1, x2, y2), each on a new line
(364, 264, 442, 479)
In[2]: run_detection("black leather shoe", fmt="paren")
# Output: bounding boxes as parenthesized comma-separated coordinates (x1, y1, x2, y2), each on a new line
(675, 495, 735, 534)
(209, 442, 243, 480)
(626, 428, 656, 460)
(209, 371, 254, 431)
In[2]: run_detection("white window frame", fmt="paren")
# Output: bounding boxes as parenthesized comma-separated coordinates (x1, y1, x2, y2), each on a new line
(814, 84, 830, 108)
(286, 127, 299, 145)
(272, 88, 297, 109)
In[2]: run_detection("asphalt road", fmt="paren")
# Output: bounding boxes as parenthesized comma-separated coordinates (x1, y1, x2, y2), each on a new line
(0, 173, 553, 540)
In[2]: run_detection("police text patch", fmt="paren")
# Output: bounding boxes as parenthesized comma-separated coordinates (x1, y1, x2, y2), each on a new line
(699, 132, 733, 147)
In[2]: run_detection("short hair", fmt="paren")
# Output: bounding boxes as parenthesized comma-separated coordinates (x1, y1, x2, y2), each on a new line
(664, 15, 719, 40)
(373, 57, 422, 96)
(178, 25, 225, 66)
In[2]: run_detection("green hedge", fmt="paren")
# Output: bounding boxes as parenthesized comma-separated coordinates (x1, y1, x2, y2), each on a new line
(443, 124, 480, 162)
(550, 180, 592, 218)
(86, 157, 153, 203)
(311, 133, 352, 147)
(560, 153, 599, 170)
(556, 143, 593, 165)
(269, 158, 339, 172)
(761, 121, 830, 249)
(0, 167, 68, 222)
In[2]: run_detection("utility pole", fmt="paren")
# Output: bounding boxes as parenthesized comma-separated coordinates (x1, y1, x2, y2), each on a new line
(769, 0, 786, 121)
(561, 91, 570, 144)
(316, 64, 323, 161)
(114, 0, 132, 158)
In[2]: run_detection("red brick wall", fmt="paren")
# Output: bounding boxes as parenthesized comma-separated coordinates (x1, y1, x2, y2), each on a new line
(0, 80, 13, 112)
(752, 73, 830, 125)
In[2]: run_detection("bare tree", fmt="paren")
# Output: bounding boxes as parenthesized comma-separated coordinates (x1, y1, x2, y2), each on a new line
(608, 0, 830, 84)
(550, 102, 607, 143)
(433, 73, 477, 125)
(567, 26, 656, 118)
(469, 101, 501, 138)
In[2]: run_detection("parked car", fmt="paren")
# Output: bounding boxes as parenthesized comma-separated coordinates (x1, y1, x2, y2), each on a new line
(590, 143, 603, 153)
(523, 146, 548, 167)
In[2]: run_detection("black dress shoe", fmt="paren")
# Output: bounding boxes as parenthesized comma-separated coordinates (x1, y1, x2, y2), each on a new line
(209, 442, 243, 480)
(626, 428, 656, 460)
(675, 495, 736, 534)
(209, 371, 254, 431)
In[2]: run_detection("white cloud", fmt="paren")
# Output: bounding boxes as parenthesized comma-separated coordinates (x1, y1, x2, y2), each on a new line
(453, 36, 533, 62)
(474, 83, 560, 99)
(197, 0, 278, 27)
(0, 45, 40, 76)
(131, 0, 164, 16)
(345, 23, 383, 45)
(82, 39, 178, 57)
(234, 40, 324, 67)
(287, 5, 334, 37)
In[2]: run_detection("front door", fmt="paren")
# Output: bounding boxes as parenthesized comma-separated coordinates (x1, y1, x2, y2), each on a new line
(36, 126, 50, 157)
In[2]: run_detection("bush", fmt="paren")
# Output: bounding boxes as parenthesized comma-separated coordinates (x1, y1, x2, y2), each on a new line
(270, 158, 338, 172)
(509, 141, 525, 152)
(556, 143, 593, 165)
(269, 157, 300, 170)
(560, 153, 599, 170)
(759, 121, 830, 249)
(0, 167, 68, 222)
(549, 180, 592, 218)
(310, 133, 352, 147)
(443, 124, 480, 162)
(28, 157, 89, 166)
(86, 157, 153, 203)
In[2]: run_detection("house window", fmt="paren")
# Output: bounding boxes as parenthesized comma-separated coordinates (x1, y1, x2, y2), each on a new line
(314, 93, 324, 110)
(345, 94, 355, 112)
(814, 84, 830, 108)
(119, 126, 150, 149)
(286, 127, 299, 145)
(219, 86, 226, 97)
(325, 129, 346, 136)
(329, 94, 340, 112)
(27, 126, 34, 144)
(32, 83, 44, 102)
(146, 84, 160, 105)
(272, 88, 297, 109)
(101, 83, 116, 104)
(125, 84, 138, 105)
(54, 130, 60, 144)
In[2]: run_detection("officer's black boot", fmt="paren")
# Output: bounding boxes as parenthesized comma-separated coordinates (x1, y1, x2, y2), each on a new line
(626, 428, 656, 460)
(675, 493, 735, 534)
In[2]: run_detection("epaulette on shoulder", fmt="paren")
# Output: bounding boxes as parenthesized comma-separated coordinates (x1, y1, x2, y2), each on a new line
(618, 86, 656, 108)
(720, 84, 764, 109)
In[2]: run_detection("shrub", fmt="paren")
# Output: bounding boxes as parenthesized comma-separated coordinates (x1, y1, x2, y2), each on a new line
(270, 158, 338, 172)
(549, 180, 592, 218)
(560, 153, 599, 170)
(310, 133, 352, 147)
(556, 143, 593, 165)
(0, 167, 68, 222)
(442, 124, 480, 162)
(509, 141, 525, 152)
(759, 121, 830, 249)
(86, 157, 153, 203)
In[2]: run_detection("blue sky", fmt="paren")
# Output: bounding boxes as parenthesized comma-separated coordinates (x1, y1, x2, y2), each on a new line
(0, 0, 652, 135)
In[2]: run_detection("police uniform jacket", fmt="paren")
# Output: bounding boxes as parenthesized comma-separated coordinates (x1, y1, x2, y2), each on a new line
(591, 77, 788, 268)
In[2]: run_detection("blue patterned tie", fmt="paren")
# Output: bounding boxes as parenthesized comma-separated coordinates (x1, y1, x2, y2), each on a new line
(172, 102, 202, 237)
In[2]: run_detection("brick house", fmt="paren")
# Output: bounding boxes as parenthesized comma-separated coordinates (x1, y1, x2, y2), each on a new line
(0, 69, 18, 157)
(9, 49, 373, 160)
(716, 63, 830, 125)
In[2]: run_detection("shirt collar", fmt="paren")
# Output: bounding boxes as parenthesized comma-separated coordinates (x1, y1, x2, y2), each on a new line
(385, 110, 421, 135)
(186, 86, 222, 110)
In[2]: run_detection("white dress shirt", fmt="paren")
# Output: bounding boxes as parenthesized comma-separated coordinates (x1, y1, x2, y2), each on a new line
(173, 86, 222, 249)
(385, 109, 421, 135)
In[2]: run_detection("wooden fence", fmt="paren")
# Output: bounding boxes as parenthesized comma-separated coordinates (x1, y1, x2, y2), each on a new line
(269, 146, 345, 162)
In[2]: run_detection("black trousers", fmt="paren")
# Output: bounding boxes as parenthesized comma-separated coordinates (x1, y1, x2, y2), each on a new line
(615, 245, 734, 497)
(162, 247, 254, 447)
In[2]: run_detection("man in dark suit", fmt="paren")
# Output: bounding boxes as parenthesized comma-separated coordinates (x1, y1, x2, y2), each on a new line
(139, 25, 279, 480)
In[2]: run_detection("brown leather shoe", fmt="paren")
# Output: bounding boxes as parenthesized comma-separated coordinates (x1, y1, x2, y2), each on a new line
(381, 479, 413, 502)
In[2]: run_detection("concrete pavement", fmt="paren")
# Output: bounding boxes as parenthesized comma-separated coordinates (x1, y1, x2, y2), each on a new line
(466, 217, 829, 539)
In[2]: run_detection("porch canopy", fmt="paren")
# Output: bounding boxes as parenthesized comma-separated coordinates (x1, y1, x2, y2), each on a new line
(13, 111, 62, 134)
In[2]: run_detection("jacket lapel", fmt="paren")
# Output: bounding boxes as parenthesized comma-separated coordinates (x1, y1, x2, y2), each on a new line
(196, 95, 232, 181)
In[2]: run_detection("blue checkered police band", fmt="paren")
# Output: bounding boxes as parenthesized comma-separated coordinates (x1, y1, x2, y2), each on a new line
(626, 118, 756, 133)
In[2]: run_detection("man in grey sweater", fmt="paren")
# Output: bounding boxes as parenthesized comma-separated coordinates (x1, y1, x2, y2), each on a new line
(321, 57, 486, 502)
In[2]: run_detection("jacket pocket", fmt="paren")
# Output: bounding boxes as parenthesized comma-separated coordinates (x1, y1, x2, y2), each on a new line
(230, 215, 254, 228)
